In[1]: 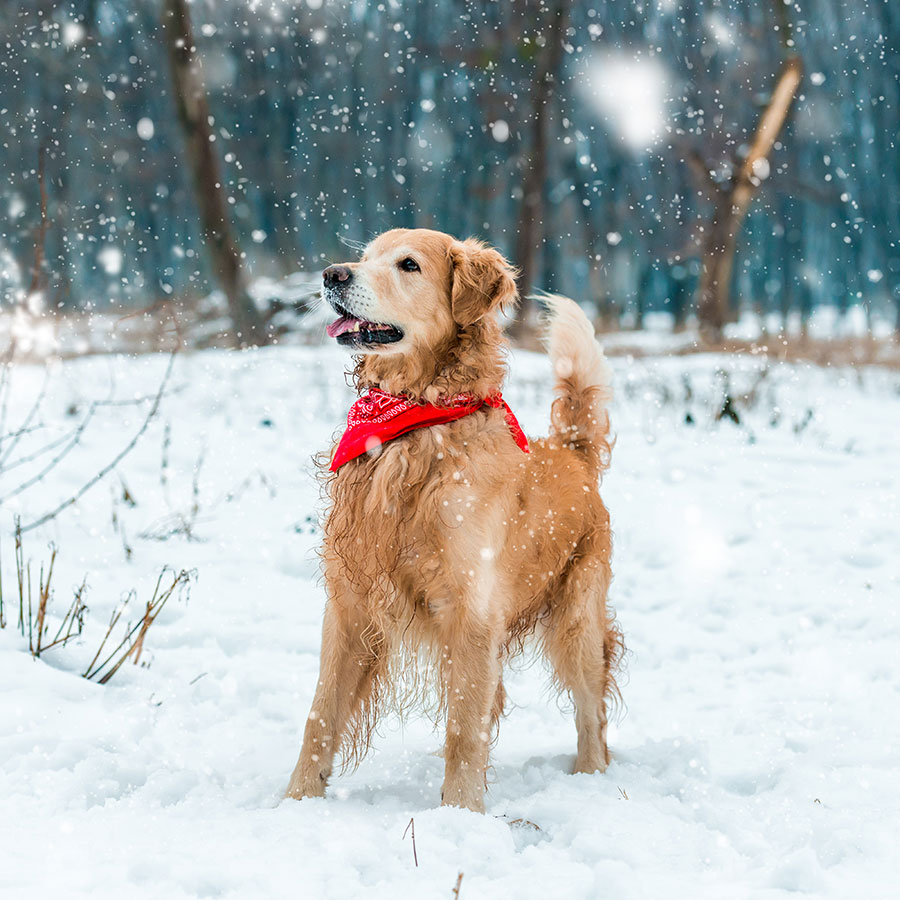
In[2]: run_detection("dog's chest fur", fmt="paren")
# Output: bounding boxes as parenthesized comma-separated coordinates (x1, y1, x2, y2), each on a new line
(324, 410, 605, 632)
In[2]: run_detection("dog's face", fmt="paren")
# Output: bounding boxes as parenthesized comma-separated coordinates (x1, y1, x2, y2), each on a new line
(323, 228, 516, 354)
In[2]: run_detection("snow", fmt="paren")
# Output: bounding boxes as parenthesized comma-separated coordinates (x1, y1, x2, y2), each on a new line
(1, 345, 899, 898)
(136, 118, 155, 141)
(576, 51, 670, 150)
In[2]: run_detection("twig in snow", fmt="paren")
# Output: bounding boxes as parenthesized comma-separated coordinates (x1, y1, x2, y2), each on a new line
(452, 872, 464, 898)
(0, 360, 11, 446)
(42, 578, 88, 652)
(402, 817, 418, 867)
(2, 424, 78, 474)
(15, 520, 25, 634)
(83, 567, 193, 684)
(82, 598, 128, 679)
(504, 816, 541, 830)
(31, 543, 57, 655)
(139, 444, 208, 542)
(160, 420, 171, 502)
(19, 350, 176, 532)
(0, 398, 102, 505)
(0, 365, 50, 469)
(109, 480, 134, 562)
(0, 389, 172, 479)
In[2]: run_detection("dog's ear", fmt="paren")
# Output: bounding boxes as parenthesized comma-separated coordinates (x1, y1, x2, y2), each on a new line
(448, 239, 518, 326)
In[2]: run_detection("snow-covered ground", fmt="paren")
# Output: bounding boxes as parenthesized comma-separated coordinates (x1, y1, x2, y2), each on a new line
(1, 345, 898, 898)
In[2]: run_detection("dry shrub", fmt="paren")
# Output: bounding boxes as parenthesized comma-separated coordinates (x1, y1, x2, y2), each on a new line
(0, 519, 193, 683)
(83, 567, 193, 684)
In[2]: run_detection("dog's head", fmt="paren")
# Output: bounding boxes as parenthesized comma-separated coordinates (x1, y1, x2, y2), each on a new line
(323, 229, 517, 356)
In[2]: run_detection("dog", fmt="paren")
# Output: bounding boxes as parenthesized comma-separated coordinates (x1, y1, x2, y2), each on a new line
(285, 228, 622, 812)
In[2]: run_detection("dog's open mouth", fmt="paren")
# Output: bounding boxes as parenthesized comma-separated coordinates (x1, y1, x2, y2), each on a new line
(326, 306, 404, 346)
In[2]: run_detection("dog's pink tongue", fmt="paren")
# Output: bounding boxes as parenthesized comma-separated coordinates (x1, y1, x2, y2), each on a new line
(326, 315, 360, 338)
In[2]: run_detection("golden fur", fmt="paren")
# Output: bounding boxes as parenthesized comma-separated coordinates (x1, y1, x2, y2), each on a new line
(286, 228, 623, 812)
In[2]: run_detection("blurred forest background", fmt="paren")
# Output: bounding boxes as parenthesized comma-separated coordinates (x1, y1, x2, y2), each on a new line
(1, 0, 898, 350)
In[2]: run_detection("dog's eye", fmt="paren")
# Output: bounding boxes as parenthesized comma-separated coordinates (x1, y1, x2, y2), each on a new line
(397, 257, 420, 272)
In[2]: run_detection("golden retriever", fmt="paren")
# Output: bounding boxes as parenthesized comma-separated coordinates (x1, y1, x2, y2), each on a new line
(285, 228, 622, 812)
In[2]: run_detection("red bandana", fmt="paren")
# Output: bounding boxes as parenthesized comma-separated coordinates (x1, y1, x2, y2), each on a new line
(330, 387, 529, 471)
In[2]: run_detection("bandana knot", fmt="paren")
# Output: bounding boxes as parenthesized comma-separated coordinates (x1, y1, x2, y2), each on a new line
(331, 387, 529, 471)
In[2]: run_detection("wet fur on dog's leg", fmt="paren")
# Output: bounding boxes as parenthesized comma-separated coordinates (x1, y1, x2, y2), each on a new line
(542, 537, 623, 774)
(285, 587, 385, 799)
(490, 677, 506, 737)
(440, 621, 503, 813)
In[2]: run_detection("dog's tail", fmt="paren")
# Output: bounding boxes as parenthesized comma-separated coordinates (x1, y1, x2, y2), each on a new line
(540, 294, 613, 475)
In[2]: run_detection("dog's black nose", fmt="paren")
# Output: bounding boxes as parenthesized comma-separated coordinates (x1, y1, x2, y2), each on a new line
(323, 265, 352, 288)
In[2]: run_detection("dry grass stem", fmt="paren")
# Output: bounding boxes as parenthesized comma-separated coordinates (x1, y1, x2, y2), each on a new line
(31, 544, 56, 655)
(402, 817, 418, 867)
(84, 567, 193, 684)
(15, 521, 25, 633)
(41, 579, 88, 652)
(0, 531, 5, 629)
(5, 521, 86, 656)
(83, 600, 127, 678)
(2, 525, 189, 681)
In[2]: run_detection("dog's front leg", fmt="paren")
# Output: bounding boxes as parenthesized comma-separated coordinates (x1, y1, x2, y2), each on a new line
(440, 621, 501, 813)
(285, 593, 382, 800)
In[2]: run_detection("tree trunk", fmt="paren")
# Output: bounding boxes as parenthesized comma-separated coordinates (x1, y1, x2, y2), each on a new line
(697, 193, 742, 340)
(512, 1, 568, 334)
(27, 143, 49, 300)
(162, 0, 266, 347)
(697, 55, 803, 343)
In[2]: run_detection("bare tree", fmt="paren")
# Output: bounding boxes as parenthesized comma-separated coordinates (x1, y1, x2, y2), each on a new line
(161, 0, 267, 348)
(690, 1, 805, 343)
(693, 55, 803, 341)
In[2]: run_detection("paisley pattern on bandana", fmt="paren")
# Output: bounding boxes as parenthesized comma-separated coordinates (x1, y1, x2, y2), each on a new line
(331, 388, 529, 471)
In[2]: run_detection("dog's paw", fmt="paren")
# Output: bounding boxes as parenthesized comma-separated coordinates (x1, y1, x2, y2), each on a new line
(284, 771, 327, 801)
(572, 752, 609, 775)
(440, 782, 486, 814)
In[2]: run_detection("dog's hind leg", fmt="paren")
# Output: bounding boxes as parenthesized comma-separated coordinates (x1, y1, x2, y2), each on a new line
(285, 589, 386, 800)
(543, 549, 622, 775)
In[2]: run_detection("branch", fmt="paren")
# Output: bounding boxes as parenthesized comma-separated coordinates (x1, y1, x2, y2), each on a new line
(733, 55, 804, 210)
(0, 400, 101, 506)
(684, 147, 722, 198)
(0, 423, 49, 450)
(19, 352, 176, 532)
(0, 361, 11, 444)
(767, 173, 842, 207)
(0, 365, 51, 468)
